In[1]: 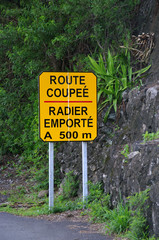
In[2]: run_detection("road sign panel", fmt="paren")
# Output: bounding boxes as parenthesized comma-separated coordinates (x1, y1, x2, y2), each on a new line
(39, 72, 97, 141)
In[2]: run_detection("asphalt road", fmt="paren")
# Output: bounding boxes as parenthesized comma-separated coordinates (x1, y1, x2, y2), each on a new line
(0, 212, 113, 240)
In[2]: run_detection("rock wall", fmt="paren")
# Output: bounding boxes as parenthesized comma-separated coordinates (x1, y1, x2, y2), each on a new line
(56, 83, 159, 236)
(105, 83, 159, 236)
(56, 1, 159, 236)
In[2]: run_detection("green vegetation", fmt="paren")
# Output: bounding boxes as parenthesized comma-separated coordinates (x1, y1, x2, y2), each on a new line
(0, 170, 82, 216)
(0, 192, 82, 216)
(88, 49, 151, 121)
(0, 0, 147, 201)
(87, 182, 151, 239)
(143, 130, 159, 143)
(61, 170, 79, 199)
(0, 1, 156, 238)
(0, 0, 140, 157)
(121, 144, 130, 159)
(0, 180, 154, 239)
(121, 144, 130, 163)
(0, 1, 155, 238)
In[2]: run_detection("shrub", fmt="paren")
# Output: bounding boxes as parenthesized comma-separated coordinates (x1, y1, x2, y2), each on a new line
(62, 171, 79, 200)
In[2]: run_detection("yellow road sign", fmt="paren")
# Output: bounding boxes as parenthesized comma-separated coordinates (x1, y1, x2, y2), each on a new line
(39, 72, 97, 141)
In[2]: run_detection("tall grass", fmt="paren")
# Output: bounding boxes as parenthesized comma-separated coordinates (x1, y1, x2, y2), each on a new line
(87, 182, 151, 239)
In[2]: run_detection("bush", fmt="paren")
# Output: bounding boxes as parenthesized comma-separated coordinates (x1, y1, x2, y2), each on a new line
(62, 171, 79, 200)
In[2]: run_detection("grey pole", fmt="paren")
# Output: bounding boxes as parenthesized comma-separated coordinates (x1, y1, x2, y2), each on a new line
(82, 141, 88, 202)
(49, 142, 54, 209)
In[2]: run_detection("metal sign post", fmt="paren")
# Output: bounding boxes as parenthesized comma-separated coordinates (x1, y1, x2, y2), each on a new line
(82, 141, 88, 202)
(49, 142, 54, 209)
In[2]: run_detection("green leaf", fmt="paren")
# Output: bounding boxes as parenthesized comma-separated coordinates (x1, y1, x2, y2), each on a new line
(88, 55, 104, 75)
(97, 89, 103, 102)
(103, 89, 113, 95)
(115, 78, 120, 97)
(107, 49, 114, 76)
(133, 65, 151, 80)
(104, 104, 113, 122)
(98, 54, 107, 73)
(128, 67, 132, 83)
(113, 99, 117, 112)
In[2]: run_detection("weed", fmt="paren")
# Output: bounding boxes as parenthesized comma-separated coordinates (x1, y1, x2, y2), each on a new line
(125, 188, 150, 239)
(52, 195, 83, 213)
(106, 201, 131, 234)
(121, 144, 130, 163)
(61, 171, 79, 200)
(86, 183, 151, 239)
(125, 214, 148, 239)
(143, 130, 159, 143)
(87, 181, 104, 203)
(121, 144, 130, 158)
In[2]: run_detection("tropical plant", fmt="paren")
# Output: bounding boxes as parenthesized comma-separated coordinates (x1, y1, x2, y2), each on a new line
(88, 49, 151, 121)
